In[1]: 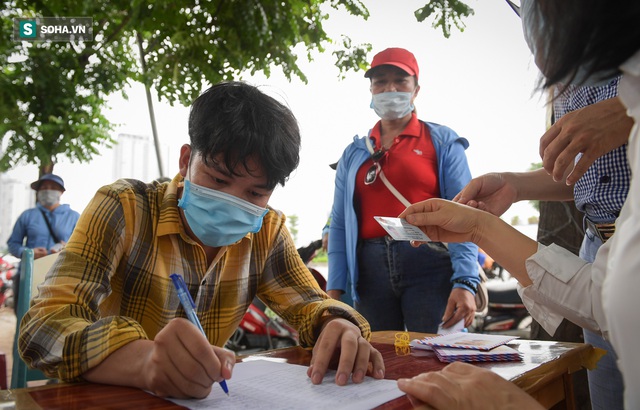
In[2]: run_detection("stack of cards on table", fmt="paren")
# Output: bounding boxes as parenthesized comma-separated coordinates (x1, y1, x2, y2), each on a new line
(410, 332, 522, 363)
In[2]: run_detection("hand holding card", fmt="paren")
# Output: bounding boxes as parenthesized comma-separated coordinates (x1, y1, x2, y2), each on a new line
(374, 216, 431, 242)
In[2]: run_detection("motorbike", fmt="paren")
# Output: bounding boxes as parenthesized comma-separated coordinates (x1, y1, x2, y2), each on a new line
(0, 254, 17, 309)
(225, 239, 325, 354)
(294, 239, 326, 291)
(470, 275, 532, 338)
(225, 297, 300, 354)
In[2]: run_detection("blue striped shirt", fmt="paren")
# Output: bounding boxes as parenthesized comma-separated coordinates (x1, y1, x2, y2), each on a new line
(553, 76, 631, 223)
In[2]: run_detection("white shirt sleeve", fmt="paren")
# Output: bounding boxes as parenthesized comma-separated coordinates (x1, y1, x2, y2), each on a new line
(517, 242, 609, 337)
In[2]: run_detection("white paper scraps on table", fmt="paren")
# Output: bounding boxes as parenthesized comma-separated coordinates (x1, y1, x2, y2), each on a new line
(374, 216, 431, 242)
(437, 318, 466, 335)
(168, 360, 405, 410)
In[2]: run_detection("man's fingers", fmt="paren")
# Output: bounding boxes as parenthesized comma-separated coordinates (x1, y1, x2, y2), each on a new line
(403, 211, 431, 227)
(566, 155, 593, 185)
(308, 328, 340, 384)
(369, 346, 385, 379)
(334, 335, 358, 385)
(542, 139, 569, 177)
(213, 346, 235, 381)
(440, 301, 457, 327)
(551, 149, 575, 182)
(539, 123, 561, 158)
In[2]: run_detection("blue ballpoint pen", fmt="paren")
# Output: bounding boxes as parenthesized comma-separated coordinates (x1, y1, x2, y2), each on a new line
(170, 273, 230, 396)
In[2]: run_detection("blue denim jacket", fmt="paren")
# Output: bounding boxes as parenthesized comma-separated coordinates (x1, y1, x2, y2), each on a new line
(7, 203, 80, 258)
(328, 120, 479, 302)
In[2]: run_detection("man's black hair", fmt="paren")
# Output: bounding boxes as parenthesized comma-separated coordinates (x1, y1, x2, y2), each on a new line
(188, 81, 300, 190)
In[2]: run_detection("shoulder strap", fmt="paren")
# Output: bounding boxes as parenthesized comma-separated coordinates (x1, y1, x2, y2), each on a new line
(39, 209, 61, 243)
(364, 136, 411, 207)
(378, 171, 411, 207)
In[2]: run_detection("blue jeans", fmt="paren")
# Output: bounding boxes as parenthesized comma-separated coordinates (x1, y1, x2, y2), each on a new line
(355, 237, 453, 333)
(581, 229, 624, 410)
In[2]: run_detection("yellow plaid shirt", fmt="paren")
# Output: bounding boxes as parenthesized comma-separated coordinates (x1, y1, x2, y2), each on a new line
(19, 175, 370, 381)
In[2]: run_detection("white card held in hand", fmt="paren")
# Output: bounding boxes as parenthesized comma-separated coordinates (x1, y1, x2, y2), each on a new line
(374, 216, 431, 242)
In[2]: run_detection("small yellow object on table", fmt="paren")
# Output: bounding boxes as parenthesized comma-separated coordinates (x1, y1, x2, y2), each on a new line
(394, 331, 411, 356)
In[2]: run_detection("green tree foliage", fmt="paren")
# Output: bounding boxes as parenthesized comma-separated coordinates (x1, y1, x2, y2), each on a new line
(1, 2, 136, 174)
(0, 0, 373, 174)
(312, 248, 328, 263)
(415, 0, 475, 38)
(1, 0, 473, 175)
(287, 214, 299, 243)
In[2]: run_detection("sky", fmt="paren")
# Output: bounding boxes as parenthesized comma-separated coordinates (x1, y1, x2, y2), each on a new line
(5, 0, 548, 246)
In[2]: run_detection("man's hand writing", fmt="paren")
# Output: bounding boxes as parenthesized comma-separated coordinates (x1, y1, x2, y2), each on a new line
(83, 318, 235, 399)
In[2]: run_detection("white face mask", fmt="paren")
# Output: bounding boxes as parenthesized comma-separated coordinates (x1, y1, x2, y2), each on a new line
(370, 91, 414, 120)
(37, 190, 61, 207)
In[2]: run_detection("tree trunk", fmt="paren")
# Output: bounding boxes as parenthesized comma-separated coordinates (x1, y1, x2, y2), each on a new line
(537, 201, 584, 255)
(40, 163, 54, 176)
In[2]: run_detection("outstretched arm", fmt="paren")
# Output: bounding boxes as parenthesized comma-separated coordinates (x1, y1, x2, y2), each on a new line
(453, 169, 573, 216)
(400, 199, 537, 287)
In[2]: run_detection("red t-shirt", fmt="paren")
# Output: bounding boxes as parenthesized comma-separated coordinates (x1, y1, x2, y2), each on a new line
(355, 114, 439, 239)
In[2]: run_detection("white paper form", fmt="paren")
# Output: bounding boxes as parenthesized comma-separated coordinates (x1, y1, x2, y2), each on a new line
(168, 359, 404, 410)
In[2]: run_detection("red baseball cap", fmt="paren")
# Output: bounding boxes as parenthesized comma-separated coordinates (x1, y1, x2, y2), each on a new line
(364, 48, 419, 81)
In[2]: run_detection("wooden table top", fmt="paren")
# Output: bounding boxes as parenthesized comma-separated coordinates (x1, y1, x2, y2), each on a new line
(245, 331, 600, 409)
(0, 331, 600, 410)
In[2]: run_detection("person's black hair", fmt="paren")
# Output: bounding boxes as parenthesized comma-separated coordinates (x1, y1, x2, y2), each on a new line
(188, 81, 300, 190)
(532, 0, 640, 89)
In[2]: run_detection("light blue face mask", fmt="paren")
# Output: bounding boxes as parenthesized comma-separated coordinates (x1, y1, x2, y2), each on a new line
(370, 91, 414, 120)
(37, 190, 62, 207)
(178, 178, 268, 247)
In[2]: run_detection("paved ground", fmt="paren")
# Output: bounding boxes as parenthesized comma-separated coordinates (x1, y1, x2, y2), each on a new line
(0, 307, 16, 389)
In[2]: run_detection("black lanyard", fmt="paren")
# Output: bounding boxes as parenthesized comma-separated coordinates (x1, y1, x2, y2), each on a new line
(39, 209, 61, 243)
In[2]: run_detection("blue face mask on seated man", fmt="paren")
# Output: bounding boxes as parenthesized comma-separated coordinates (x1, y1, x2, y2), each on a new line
(178, 176, 269, 247)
